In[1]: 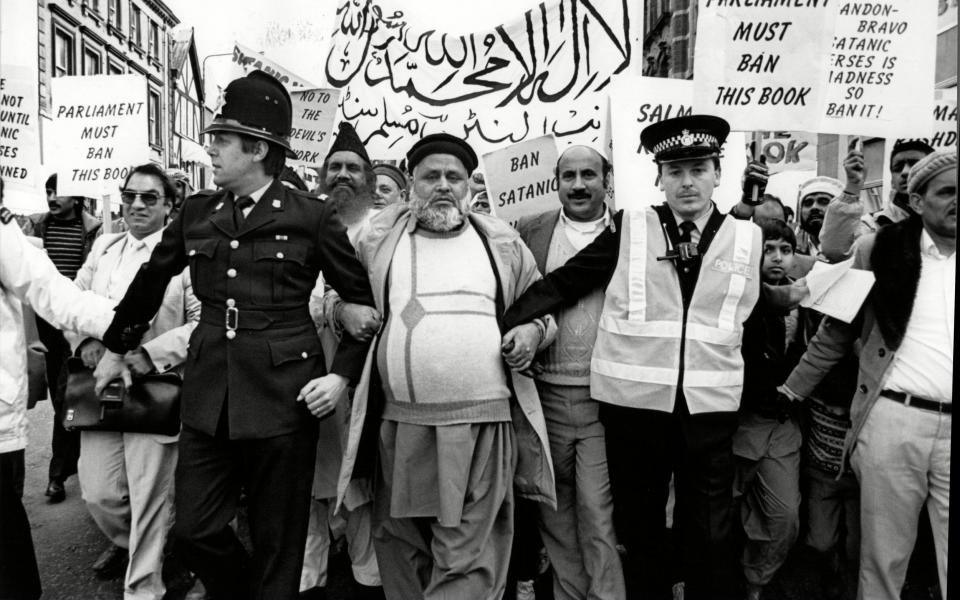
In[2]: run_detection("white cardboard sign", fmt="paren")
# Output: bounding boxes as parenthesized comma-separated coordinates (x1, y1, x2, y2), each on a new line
(818, 0, 937, 138)
(49, 74, 150, 199)
(694, 1, 837, 132)
(482, 135, 560, 228)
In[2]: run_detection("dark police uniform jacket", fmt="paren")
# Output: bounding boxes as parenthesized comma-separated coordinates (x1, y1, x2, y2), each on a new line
(103, 179, 375, 439)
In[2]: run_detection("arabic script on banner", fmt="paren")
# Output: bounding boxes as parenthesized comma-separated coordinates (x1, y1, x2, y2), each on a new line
(325, 0, 637, 160)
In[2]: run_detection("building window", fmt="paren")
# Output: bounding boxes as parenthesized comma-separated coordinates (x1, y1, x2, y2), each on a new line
(148, 89, 162, 146)
(148, 20, 159, 58)
(52, 27, 75, 78)
(108, 0, 121, 29)
(82, 0, 101, 13)
(130, 3, 142, 47)
(108, 59, 124, 75)
(83, 47, 102, 75)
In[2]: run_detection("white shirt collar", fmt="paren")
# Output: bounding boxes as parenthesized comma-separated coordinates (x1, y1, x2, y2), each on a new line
(559, 205, 611, 232)
(920, 228, 954, 260)
(670, 202, 715, 233)
(240, 180, 274, 205)
(124, 227, 164, 252)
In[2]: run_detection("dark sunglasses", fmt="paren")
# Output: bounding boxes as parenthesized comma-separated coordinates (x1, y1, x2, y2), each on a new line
(119, 190, 164, 206)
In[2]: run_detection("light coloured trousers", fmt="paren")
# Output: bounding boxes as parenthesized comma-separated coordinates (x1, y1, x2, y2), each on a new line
(850, 397, 950, 600)
(535, 382, 625, 600)
(300, 498, 380, 590)
(78, 430, 177, 600)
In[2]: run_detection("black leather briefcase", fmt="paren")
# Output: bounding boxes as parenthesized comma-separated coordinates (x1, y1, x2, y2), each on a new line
(63, 358, 181, 436)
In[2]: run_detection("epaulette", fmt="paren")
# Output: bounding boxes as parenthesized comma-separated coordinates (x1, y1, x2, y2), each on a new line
(296, 190, 327, 202)
(0, 206, 14, 225)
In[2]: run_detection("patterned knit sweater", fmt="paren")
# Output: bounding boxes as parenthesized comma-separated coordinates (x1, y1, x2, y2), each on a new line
(536, 218, 604, 387)
(378, 222, 511, 426)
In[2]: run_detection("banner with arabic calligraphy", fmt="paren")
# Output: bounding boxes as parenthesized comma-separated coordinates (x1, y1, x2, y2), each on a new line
(325, 0, 639, 161)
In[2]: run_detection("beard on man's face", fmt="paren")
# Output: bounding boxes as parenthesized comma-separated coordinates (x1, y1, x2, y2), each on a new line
(801, 210, 824, 236)
(411, 188, 469, 232)
(321, 177, 375, 226)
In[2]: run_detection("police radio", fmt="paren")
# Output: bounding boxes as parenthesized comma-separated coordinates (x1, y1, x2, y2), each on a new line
(656, 222, 700, 263)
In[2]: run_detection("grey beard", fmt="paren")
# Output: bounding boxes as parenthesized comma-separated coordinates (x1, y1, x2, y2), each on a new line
(415, 202, 464, 232)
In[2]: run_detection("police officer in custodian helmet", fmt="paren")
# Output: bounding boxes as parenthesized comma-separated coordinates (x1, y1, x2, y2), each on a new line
(96, 70, 376, 600)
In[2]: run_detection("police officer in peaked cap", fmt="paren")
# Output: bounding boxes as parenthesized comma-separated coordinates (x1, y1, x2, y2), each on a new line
(95, 70, 376, 600)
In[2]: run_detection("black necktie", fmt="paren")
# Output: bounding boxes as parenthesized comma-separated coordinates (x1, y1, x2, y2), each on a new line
(678, 220, 696, 245)
(234, 196, 254, 227)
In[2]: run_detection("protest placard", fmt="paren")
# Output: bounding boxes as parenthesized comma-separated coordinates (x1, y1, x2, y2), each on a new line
(289, 88, 340, 166)
(609, 76, 748, 214)
(880, 90, 957, 200)
(818, 0, 937, 138)
(0, 65, 41, 197)
(756, 131, 817, 174)
(693, 0, 837, 132)
(482, 135, 560, 227)
(49, 74, 150, 199)
(232, 42, 317, 90)
(324, 0, 638, 159)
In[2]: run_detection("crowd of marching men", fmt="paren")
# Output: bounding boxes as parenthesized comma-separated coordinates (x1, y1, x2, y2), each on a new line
(0, 69, 953, 600)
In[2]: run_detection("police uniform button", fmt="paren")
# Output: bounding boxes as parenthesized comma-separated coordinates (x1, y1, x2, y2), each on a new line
(276, 252, 285, 259)
(300, 351, 308, 359)
(226, 299, 236, 307)
(226, 330, 237, 340)
(230, 240, 239, 249)
(188, 249, 197, 256)
(227, 268, 237, 278)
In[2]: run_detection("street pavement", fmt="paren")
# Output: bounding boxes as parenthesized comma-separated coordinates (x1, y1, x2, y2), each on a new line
(24, 399, 125, 600)
(28, 395, 945, 600)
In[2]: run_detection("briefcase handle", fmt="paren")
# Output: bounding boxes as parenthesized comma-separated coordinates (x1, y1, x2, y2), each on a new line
(100, 380, 125, 420)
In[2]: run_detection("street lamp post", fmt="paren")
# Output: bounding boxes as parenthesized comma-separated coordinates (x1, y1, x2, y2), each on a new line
(200, 51, 234, 128)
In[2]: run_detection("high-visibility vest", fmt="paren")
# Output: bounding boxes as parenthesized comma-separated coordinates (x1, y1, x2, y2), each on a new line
(590, 208, 761, 414)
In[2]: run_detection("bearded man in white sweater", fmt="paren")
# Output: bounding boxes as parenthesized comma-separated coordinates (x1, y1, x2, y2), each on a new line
(325, 133, 557, 600)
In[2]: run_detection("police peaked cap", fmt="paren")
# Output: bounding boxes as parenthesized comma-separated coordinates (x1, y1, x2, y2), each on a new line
(406, 133, 478, 174)
(640, 115, 730, 163)
(327, 121, 371, 165)
(201, 70, 296, 158)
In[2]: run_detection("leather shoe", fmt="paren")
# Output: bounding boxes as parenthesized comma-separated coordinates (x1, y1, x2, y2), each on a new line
(92, 544, 128, 580)
(45, 480, 65, 503)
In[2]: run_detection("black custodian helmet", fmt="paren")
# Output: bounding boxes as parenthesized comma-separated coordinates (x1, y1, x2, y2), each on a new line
(202, 70, 296, 158)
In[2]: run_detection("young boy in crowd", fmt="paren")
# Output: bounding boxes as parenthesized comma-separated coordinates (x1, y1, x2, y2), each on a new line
(733, 220, 805, 600)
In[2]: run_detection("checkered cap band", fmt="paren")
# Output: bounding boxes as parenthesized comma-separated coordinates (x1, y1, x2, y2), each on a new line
(652, 132, 720, 156)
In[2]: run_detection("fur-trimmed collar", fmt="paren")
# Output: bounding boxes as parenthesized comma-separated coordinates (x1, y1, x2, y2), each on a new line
(869, 216, 923, 349)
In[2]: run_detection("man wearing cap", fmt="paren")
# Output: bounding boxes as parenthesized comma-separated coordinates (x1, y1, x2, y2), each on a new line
(780, 149, 955, 600)
(335, 132, 557, 599)
(820, 140, 935, 262)
(793, 175, 843, 265)
(93, 70, 376, 600)
(299, 122, 385, 600)
(514, 145, 624, 600)
(373, 163, 408, 207)
(502, 115, 794, 600)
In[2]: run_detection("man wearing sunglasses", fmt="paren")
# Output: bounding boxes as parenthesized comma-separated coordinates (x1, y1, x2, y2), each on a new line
(93, 70, 376, 600)
(65, 163, 199, 598)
